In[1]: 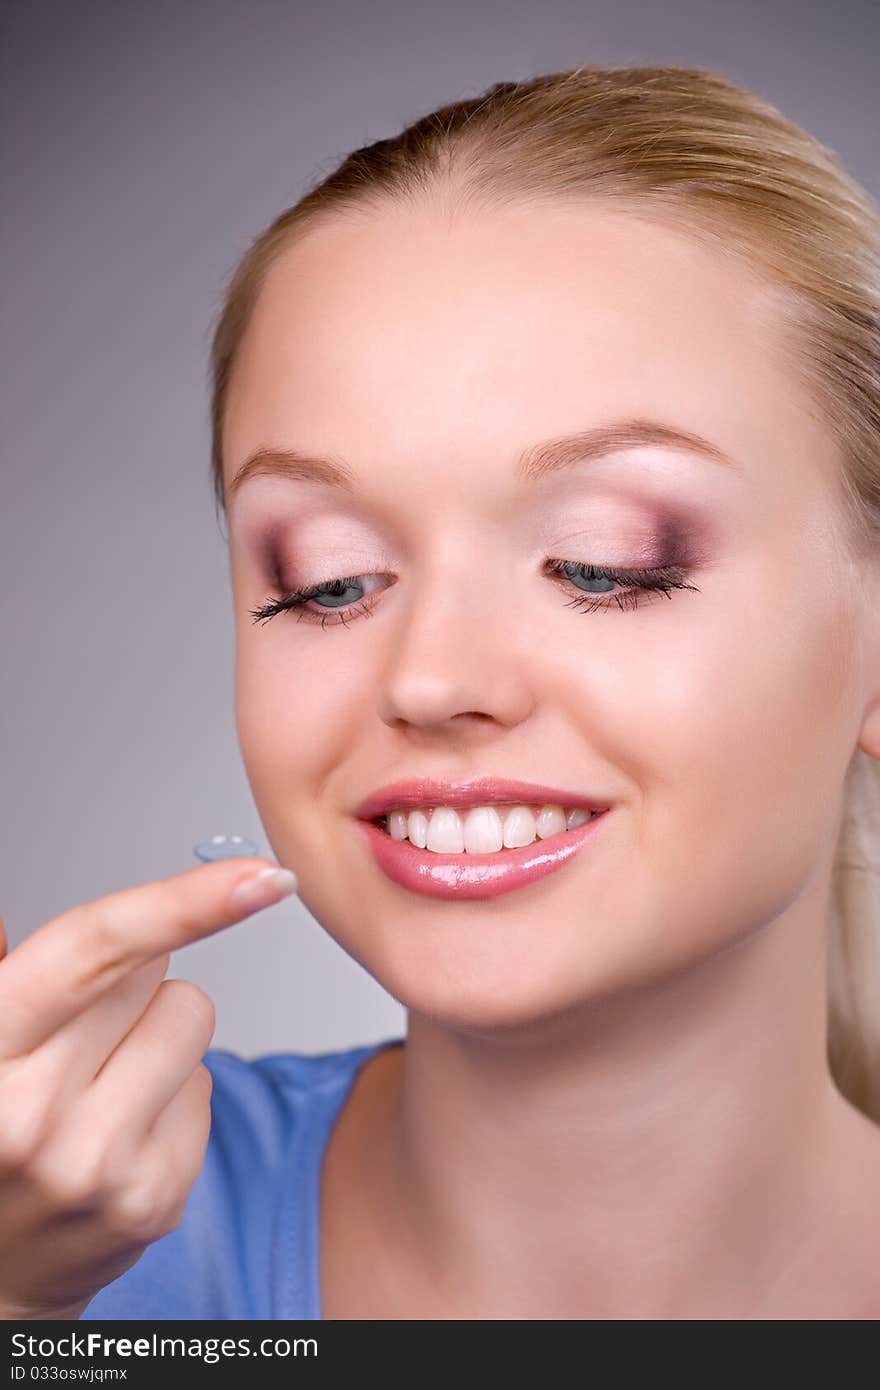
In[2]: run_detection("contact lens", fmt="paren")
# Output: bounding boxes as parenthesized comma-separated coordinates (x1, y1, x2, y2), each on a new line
(193, 834, 260, 862)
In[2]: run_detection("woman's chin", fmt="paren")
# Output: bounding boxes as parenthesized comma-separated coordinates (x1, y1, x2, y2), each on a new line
(367, 954, 601, 1034)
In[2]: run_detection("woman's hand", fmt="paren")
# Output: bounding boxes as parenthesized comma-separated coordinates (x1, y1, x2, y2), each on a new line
(0, 859, 295, 1319)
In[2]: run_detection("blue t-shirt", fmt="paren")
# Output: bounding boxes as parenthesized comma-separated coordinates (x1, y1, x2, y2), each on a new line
(79, 1035, 405, 1321)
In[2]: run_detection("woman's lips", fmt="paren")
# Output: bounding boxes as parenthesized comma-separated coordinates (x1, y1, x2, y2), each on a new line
(353, 810, 611, 900)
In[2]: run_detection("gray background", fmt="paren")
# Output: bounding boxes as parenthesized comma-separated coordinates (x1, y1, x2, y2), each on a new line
(3, 0, 877, 1058)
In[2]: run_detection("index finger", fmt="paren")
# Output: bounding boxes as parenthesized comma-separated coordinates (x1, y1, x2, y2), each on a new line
(0, 859, 296, 1058)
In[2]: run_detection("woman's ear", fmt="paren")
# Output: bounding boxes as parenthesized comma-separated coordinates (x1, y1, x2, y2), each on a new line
(858, 703, 880, 761)
(853, 558, 880, 761)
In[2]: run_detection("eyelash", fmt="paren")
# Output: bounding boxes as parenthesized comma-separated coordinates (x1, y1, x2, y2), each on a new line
(248, 559, 700, 629)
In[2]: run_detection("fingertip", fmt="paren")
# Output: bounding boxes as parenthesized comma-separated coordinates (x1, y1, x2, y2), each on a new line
(228, 865, 299, 914)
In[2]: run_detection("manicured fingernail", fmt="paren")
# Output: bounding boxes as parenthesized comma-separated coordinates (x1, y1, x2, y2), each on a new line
(230, 866, 299, 913)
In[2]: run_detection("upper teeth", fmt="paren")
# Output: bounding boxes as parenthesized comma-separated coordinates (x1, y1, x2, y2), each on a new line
(382, 803, 595, 853)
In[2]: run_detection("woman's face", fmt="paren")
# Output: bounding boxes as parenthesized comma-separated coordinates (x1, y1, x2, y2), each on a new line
(222, 200, 872, 1028)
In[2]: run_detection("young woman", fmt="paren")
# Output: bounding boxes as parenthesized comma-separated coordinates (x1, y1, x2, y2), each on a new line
(4, 64, 880, 1321)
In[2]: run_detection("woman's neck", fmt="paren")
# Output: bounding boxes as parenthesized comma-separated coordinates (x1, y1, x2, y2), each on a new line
(321, 886, 880, 1319)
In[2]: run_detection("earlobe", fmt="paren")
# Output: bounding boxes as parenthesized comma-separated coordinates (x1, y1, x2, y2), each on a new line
(854, 574, 880, 760)
(856, 695, 880, 761)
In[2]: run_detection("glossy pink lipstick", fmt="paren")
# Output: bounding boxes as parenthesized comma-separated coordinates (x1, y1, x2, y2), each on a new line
(354, 809, 611, 900)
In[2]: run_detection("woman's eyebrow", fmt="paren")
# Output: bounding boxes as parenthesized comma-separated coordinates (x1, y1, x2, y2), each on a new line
(226, 416, 740, 506)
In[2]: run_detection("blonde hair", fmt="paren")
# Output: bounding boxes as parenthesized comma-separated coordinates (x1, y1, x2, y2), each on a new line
(207, 64, 880, 1121)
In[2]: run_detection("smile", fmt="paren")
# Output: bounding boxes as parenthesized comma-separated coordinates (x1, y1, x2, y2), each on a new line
(355, 807, 612, 900)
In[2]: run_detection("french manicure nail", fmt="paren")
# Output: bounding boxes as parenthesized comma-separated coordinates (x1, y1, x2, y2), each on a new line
(230, 866, 298, 913)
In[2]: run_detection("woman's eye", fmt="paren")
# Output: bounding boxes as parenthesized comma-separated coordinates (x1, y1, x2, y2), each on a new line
(546, 559, 698, 614)
(248, 561, 698, 629)
(249, 574, 385, 629)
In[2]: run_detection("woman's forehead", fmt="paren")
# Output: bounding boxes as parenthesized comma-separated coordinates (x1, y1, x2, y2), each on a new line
(239, 201, 778, 371)
(223, 202, 827, 509)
